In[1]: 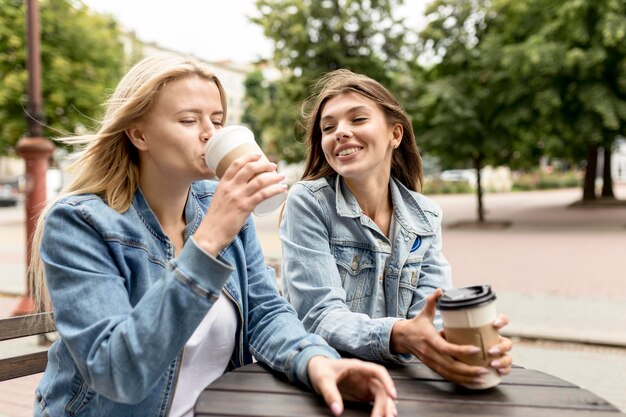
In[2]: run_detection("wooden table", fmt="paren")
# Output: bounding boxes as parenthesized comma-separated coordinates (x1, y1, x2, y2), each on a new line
(196, 362, 625, 416)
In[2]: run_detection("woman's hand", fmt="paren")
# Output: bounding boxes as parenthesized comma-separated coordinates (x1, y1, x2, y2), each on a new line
(194, 153, 286, 256)
(390, 289, 493, 386)
(307, 356, 397, 417)
(485, 314, 513, 376)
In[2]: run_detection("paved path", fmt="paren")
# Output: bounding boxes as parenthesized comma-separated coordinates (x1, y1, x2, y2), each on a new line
(1, 185, 625, 415)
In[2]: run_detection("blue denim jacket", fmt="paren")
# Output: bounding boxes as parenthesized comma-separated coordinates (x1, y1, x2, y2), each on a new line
(280, 175, 452, 363)
(35, 180, 338, 417)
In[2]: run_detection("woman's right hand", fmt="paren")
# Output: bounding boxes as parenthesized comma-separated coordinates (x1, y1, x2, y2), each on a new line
(193, 153, 286, 256)
(390, 289, 491, 386)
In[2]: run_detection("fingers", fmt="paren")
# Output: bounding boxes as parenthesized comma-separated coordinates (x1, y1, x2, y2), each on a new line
(493, 314, 509, 329)
(351, 361, 397, 400)
(419, 288, 443, 321)
(316, 377, 344, 417)
(489, 336, 513, 375)
(368, 379, 398, 417)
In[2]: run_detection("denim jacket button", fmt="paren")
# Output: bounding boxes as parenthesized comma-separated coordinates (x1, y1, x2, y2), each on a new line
(411, 271, 417, 286)
(351, 256, 359, 271)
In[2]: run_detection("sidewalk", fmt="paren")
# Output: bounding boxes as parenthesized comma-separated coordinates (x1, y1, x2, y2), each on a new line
(1, 185, 626, 415)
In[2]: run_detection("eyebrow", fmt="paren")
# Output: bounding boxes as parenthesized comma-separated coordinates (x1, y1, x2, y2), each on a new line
(174, 108, 224, 117)
(320, 105, 370, 121)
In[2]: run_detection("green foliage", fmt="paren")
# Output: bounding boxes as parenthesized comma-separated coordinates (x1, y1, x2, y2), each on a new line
(422, 178, 473, 195)
(248, 0, 415, 162)
(0, 0, 126, 155)
(511, 170, 582, 191)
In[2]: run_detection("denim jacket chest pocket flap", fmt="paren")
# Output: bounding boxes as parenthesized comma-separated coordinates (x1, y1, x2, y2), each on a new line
(332, 245, 377, 303)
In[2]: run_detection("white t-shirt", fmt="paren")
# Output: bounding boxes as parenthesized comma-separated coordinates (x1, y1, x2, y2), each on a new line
(169, 293, 237, 417)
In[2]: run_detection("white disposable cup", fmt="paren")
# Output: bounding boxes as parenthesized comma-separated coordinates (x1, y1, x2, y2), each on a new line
(204, 125, 286, 216)
(437, 285, 501, 389)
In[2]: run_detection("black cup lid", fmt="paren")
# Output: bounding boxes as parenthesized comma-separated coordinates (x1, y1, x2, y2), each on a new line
(437, 285, 496, 310)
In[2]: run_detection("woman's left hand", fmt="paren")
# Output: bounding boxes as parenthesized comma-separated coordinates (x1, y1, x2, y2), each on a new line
(307, 356, 397, 417)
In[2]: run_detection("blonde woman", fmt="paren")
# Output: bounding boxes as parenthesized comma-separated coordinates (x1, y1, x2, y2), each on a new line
(30, 54, 397, 417)
(280, 69, 512, 387)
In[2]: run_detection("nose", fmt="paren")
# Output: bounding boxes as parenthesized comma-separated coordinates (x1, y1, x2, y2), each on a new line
(335, 121, 351, 141)
(201, 121, 218, 142)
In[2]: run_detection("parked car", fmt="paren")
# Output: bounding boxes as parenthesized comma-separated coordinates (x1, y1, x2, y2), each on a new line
(439, 169, 477, 188)
(0, 177, 20, 207)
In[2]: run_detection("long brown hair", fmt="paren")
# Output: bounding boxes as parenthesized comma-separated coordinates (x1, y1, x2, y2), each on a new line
(299, 69, 422, 191)
(30, 52, 227, 313)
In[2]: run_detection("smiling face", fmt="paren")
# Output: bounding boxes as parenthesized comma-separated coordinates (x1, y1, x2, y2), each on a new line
(128, 75, 224, 185)
(319, 92, 402, 183)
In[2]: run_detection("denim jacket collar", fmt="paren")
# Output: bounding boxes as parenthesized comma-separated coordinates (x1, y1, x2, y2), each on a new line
(132, 185, 203, 244)
(333, 175, 435, 237)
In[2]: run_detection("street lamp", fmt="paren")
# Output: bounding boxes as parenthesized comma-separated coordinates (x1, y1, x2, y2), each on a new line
(12, 0, 55, 316)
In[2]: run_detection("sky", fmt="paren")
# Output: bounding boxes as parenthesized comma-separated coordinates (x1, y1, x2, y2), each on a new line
(82, 0, 428, 64)
(82, 0, 275, 63)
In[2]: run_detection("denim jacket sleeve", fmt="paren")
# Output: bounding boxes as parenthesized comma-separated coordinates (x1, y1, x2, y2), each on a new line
(280, 183, 402, 363)
(41, 200, 234, 404)
(239, 220, 340, 388)
(406, 205, 452, 330)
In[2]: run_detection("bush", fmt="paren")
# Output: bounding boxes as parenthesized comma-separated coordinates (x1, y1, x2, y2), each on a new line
(511, 171, 582, 191)
(423, 178, 474, 194)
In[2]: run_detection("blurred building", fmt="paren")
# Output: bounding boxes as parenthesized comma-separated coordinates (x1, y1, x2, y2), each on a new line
(120, 33, 253, 125)
(613, 137, 626, 182)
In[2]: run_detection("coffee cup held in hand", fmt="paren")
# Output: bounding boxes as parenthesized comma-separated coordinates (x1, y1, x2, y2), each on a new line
(437, 285, 501, 389)
(204, 125, 287, 216)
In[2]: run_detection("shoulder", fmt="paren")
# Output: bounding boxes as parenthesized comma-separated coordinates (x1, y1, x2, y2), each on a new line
(48, 193, 115, 221)
(286, 177, 335, 207)
(407, 190, 443, 217)
(291, 176, 333, 194)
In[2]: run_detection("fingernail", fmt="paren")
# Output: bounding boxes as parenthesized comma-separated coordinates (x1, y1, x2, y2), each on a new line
(468, 346, 481, 354)
(498, 367, 509, 375)
(493, 318, 503, 327)
(472, 377, 485, 385)
(477, 367, 490, 375)
(391, 387, 398, 399)
(271, 163, 278, 168)
(331, 402, 342, 416)
(280, 183, 289, 189)
(490, 360, 501, 368)
(489, 346, 501, 355)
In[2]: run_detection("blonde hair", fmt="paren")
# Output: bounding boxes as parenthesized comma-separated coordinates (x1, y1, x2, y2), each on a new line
(300, 69, 423, 191)
(30, 52, 227, 313)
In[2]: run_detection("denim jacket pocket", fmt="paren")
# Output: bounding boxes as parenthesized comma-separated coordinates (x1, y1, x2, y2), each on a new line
(398, 254, 423, 316)
(64, 374, 96, 416)
(333, 245, 377, 304)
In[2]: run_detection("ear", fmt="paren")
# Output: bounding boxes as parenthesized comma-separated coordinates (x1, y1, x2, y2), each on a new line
(125, 125, 149, 151)
(391, 123, 403, 149)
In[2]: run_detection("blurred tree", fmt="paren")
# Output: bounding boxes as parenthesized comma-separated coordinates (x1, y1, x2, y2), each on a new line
(411, 0, 521, 222)
(413, 0, 626, 212)
(487, 0, 626, 201)
(0, 0, 126, 155)
(249, 0, 416, 162)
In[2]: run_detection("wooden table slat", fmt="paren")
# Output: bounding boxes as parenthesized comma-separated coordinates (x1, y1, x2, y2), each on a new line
(196, 391, 622, 417)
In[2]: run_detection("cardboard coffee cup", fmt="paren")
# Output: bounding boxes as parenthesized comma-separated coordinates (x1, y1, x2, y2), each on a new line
(437, 285, 501, 389)
(204, 125, 286, 216)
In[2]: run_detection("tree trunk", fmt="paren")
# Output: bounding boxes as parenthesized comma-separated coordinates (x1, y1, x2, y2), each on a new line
(601, 144, 615, 199)
(582, 145, 598, 201)
(473, 156, 485, 223)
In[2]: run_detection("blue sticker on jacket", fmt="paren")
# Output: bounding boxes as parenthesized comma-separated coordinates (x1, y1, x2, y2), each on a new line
(410, 236, 422, 252)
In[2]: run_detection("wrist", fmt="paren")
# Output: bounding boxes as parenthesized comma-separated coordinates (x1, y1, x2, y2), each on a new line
(192, 230, 225, 257)
(390, 319, 409, 354)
